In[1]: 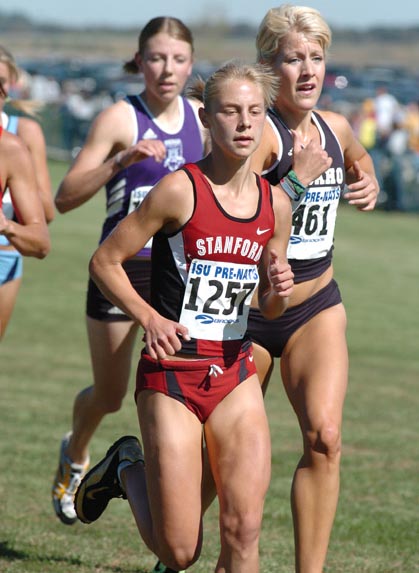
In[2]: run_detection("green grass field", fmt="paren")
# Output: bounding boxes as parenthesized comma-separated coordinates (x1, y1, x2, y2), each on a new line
(0, 160, 418, 572)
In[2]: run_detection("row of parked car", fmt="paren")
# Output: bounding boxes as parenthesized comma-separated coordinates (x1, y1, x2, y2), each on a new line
(16, 56, 419, 211)
(19, 55, 419, 107)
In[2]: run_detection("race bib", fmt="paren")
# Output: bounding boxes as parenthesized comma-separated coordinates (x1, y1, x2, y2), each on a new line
(288, 186, 340, 259)
(179, 259, 259, 341)
(128, 185, 152, 214)
(128, 186, 152, 250)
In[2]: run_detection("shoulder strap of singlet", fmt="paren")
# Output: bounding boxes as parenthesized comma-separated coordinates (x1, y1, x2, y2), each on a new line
(182, 162, 199, 176)
(181, 162, 203, 194)
(256, 172, 270, 191)
(183, 164, 274, 217)
(6, 115, 19, 134)
(254, 172, 274, 207)
(311, 110, 336, 139)
(184, 164, 272, 197)
(1, 112, 19, 135)
(125, 94, 142, 109)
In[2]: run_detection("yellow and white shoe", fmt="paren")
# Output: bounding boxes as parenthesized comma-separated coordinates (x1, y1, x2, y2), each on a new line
(52, 432, 89, 525)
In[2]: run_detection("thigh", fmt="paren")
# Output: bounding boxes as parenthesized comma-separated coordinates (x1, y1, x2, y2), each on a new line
(0, 278, 21, 339)
(86, 316, 140, 396)
(137, 390, 204, 545)
(252, 341, 274, 395)
(280, 303, 348, 432)
(205, 375, 271, 508)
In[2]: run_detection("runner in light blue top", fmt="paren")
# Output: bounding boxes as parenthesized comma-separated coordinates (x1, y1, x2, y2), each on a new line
(0, 45, 54, 339)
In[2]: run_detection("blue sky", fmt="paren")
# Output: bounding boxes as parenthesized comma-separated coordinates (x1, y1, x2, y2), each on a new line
(4, 0, 419, 29)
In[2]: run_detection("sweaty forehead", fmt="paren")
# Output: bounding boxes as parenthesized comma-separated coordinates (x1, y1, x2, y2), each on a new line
(280, 31, 323, 54)
(219, 79, 264, 101)
(144, 33, 192, 54)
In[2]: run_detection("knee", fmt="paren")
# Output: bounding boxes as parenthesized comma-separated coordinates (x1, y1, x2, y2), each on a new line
(99, 392, 125, 413)
(159, 542, 200, 571)
(220, 509, 261, 558)
(306, 421, 342, 462)
(82, 385, 126, 414)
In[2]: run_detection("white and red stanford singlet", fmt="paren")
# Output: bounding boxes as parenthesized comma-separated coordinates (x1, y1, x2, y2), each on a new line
(151, 163, 275, 357)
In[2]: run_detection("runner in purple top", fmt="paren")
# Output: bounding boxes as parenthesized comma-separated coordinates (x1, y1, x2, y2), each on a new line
(101, 93, 203, 257)
(52, 17, 206, 533)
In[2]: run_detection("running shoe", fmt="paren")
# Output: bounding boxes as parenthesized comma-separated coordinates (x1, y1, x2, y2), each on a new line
(52, 432, 90, 525)
(75, 435, 144, 524)
(151, 560, 184, 573)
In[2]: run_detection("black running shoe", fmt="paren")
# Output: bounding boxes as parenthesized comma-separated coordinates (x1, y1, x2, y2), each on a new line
(75, 435, 144, 524)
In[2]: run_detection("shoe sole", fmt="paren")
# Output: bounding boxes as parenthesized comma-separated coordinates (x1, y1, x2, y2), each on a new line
(75, 435, 139, 524)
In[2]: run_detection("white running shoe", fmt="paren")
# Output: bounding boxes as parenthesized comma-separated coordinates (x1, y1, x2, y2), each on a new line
(52, 432, 89, 525)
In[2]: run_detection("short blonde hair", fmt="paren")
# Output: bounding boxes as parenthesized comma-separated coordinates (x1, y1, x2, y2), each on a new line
(256, 4, 332, 64)
(187, 60, 279, 111)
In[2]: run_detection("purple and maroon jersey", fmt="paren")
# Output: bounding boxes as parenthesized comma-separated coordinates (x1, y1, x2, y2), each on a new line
(100, 95, 203, 257)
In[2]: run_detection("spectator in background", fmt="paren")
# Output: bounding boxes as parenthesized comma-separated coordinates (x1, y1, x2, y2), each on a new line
(357, 98, 377, 151)
(369, 87, 401, 206)
(60, 81, 99, 155)
(29, 73, 61, 104)
(403, 100, 419, 155)
(384, 118, 409, 211)
(386, 119, 408, 157)
(373, 85, 401, 148)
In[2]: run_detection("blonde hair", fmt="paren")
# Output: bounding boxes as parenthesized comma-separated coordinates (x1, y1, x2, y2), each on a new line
(256, 4, 332, 64)
(0, 45, 43, 117)
(123, 16, 194, 74)
(187, 60, 279, 110)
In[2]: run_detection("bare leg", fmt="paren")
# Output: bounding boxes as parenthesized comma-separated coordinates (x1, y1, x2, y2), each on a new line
(205, 376, 271, 573)
(0, 277, 21, 340)
(200, 437, 217, 513)
(200, 341, 274, 514)
(281, 304, 348, 573)
(252, 341, 275, 394)
(66, 317, 139, 463)
(123, 391, 204, 571)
